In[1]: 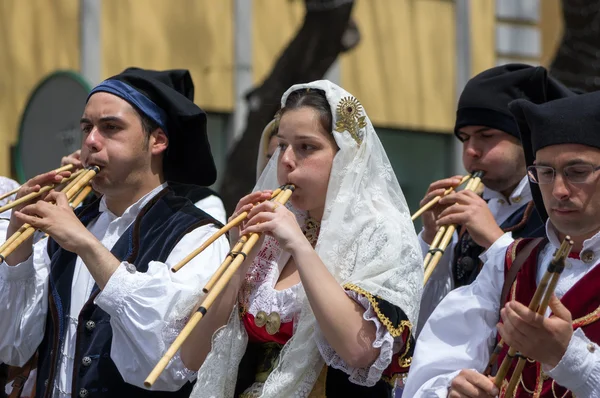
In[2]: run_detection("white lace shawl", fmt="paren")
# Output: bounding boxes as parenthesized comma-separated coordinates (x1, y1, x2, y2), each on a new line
(190, 80, 423, 397)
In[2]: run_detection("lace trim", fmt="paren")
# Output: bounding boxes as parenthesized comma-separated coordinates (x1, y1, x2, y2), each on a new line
(244, 261, 303, 323)
(314, 291, 395, 387)
(342, 283, 412, 338)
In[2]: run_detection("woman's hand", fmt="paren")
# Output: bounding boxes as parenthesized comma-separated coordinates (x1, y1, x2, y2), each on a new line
(241, 197, 309, 254)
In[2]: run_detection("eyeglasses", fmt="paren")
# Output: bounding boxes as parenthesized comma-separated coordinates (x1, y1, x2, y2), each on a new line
(527, 164, 600, 185)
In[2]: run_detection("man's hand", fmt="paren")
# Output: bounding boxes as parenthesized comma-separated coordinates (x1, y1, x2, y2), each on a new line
(449, 369, 498, 397)
(437, 190, 504, 249)
(497, 296, 573, 369)
(61, 149, 83, 169)
(14, 191, 95, 254)
(419, 175, 464, 244)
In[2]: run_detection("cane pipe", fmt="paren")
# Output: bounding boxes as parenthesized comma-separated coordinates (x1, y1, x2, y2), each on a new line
(70, 185, 94, 208)
(144, 185, 295, 388)
(0, 164, 76, 203)
(493, 237, 573, 392)
(423, 171, 484, 285)
(170, 186, 285, 273)
(411, 174, 471, 221)
(0, 169, 85, 214)
(0, 168, 89, 254)
(0, 167, 99, 262)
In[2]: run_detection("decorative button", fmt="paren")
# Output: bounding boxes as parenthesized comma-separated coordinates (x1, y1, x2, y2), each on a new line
(588, 343, 596, 353)
(581, 250, 595, 264)
(79, 388, 89, 398)
(498, 199, 506, 205)
(125, 263, 137, 274)
(85, 320, 96, 331)
(82, 356, 92, 367)
(512, 196, 522, 203)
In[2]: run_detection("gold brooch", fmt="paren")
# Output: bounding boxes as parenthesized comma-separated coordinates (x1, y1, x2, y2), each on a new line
(335, 96, 366, 145)
(254, 311, 281, 335)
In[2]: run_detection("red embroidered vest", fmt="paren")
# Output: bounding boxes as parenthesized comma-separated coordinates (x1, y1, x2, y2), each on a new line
(497, 238, 600, 397)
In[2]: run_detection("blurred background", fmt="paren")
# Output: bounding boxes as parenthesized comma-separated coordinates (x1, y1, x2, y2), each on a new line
(0, 0, 592, 225)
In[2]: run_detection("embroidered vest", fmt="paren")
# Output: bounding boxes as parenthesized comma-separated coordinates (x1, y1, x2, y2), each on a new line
(496, 238, 600, 397)
(35, 186, 221, 398)
(453, 201, 545, 288)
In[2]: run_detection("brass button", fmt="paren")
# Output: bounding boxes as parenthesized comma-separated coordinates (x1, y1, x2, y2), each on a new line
(588, 343, 596, 353)
(79, 388, 89, 398)
(581, 250, 595, 264)
(512, 196, 522, 203)
(498, 199, 506, 205)
(82, 356, 92, 367)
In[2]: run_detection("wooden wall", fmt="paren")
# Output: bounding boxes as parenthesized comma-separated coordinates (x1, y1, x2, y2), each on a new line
(0, 0, 537, 177)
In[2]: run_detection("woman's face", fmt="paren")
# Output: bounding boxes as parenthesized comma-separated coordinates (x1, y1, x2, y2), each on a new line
(276, 107, 338, 220)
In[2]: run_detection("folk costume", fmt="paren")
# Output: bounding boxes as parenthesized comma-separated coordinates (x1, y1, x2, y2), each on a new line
(189, 80, 424, 397)
(404, 80, 600, 397)
(0, 68, 229, 398)
(418, 64, 565, 331)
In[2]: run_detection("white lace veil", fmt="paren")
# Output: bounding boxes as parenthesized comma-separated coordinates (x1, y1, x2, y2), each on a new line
(192, 80, 423, 397)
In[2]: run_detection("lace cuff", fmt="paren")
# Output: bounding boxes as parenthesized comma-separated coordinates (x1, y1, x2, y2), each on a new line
(164, 316, 198, 382)
(313, 290, 395, 387)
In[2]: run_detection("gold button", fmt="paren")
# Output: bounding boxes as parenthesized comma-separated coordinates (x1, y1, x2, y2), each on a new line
(581, 250, 595, 264)
(512, 196, 522, 203)
(498, 199, 506, 205)
(588, 343, 596, 353)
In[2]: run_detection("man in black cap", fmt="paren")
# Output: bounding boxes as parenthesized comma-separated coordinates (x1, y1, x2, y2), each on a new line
(0, 68, 229, 397)
(405, 81, 600, 397)
(417, 64, 562, 331)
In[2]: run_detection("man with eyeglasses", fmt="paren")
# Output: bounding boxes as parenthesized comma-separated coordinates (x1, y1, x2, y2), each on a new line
(417, 64, 565, 333)
(403, 86, 600, 397)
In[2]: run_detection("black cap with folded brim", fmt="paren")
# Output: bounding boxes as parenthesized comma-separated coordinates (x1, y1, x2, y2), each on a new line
(508, 88, 588, 222)
(87, 67, 216, 186)
(455, 64, 572, 141)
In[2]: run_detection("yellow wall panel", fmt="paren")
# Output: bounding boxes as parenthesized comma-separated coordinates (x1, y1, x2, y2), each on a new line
(540, 0, 563, 67)
(0, 0, 79, 176)
(469, 0, 495, 76)
(252, 0, 305, 85)
(341, 0, 456, 132)
(102, 0, 233, 112)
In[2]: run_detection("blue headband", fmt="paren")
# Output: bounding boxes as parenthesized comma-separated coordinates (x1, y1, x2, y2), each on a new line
(88, 79, 169, 134)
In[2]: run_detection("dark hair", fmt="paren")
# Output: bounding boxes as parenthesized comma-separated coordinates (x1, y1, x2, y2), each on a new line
(280, 88, 333, 133)
(137, 110, 161, 147)
(140, 113, 160, 135)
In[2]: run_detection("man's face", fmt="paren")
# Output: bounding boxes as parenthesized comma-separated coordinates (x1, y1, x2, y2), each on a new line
(536, 144, 600, 241)
(457, 126, 526, 193)
(79, 92, 165, 195)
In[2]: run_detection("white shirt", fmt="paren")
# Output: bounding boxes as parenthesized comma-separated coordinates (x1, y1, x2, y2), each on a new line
(404, 222, 600, 397)
(196, 194, 226, 225)
(417, 176, 533, 332)
(0, 183, 229, 397)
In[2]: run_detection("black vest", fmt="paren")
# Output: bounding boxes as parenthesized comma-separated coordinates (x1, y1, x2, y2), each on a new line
(452, 201, 545, 287)
(35, 186, 220, 398)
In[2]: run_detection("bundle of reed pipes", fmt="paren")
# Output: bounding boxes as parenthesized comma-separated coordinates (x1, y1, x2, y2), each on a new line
(484, 236, 573, 395)
(144, 185, 295, 387)
(0, 166, 99, 262)
(421, 171, 485, 284)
